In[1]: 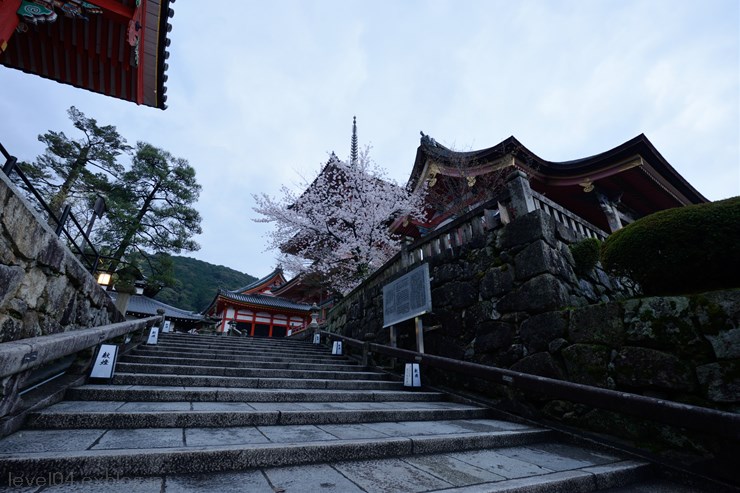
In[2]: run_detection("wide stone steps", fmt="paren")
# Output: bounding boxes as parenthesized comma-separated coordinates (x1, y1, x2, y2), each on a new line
(151, 334, 333, 352)
(110, 372, 406, 390)
(65, 385, 445, 402)
(115, 361, 389, 380)
(0, 420, 654, 488)
(25, 403, 491, 429)
(129, 347, 352, 364)
(120, 354, 360, 371)
(0, 333, 664, 491)
(131, 343, 348, 358)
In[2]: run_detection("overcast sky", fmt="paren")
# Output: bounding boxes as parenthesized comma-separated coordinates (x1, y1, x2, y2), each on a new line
(1, 0, 738, 280)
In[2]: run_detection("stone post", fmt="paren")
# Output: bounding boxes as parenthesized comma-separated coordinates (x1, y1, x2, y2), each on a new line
(157, 308, 166, 329)
(505, 169, 536, 219)
(113, 292, 131, 318)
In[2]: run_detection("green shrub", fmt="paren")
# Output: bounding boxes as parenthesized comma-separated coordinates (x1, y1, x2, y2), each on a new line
(601, 197, 740, 295)
(569, 237, 601, 275)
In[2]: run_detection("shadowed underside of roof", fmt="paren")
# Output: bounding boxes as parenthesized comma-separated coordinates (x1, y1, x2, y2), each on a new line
(0, 0, 175, 109)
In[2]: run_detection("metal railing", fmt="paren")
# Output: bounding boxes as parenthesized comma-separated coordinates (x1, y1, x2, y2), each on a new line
(1, 141, 104, 274)
(320, 331, 740, 441)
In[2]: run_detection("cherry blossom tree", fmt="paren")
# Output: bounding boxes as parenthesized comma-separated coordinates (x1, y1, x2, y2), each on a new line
(253, 149, 426, 294)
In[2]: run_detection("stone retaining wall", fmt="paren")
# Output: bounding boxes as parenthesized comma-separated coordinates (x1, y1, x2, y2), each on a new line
(328, 209, 630, 349)
(0, 171, 121, 343)
(327, 208, 739, 411)
(326, 207, 739, 476)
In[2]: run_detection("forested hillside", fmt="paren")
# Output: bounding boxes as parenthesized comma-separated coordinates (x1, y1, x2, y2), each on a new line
(153, 256, 257, 312)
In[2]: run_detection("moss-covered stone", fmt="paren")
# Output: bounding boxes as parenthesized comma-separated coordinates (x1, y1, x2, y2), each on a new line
(519, 311, 567, 353)
(497, 274, 570, 313)
(696, 361, 740, 403)
(568, 302, 624, 347)
(479, 266, 514, 299)
(475, 321, 514, 353)
(613, 347, 697, 392)
(510, 352, 565, 379)
(561, 343, 611, 387)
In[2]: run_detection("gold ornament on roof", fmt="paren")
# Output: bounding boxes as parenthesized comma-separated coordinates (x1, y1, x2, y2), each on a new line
(579, 178, 594, 193)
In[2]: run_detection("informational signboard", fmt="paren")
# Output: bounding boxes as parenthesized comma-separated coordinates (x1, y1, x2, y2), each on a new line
(162, 320, 172, 333)
(90, 344, 118, 379)
(313, 333, 321, 344)
(147, 326, 160, 345)
(383, 263, 432, 328)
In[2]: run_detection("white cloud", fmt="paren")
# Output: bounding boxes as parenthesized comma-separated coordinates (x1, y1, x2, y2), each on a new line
(0, 0, 737, 279)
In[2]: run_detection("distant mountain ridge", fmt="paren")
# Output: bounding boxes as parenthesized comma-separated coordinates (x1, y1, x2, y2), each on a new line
(154, 256, 257, 312)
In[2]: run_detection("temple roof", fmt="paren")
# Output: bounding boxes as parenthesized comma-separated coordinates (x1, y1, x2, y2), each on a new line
(108, 291, 202, 321)
(410, 133, 708, 206)
(202, 289, 313, 315)
(234, 267, 287, 294)
(1, 0, 175, 109)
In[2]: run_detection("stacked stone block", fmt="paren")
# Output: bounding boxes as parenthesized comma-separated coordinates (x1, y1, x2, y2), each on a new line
(0, 172, 120, 343)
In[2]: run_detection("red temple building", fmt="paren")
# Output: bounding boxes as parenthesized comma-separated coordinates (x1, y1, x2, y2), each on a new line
(394, 133, 707, 239)
(1, 0, 174, 109)
(202, 268, 324, 337)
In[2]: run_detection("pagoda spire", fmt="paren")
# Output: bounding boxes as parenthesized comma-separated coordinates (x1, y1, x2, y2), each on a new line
(350, 116, 358, 166)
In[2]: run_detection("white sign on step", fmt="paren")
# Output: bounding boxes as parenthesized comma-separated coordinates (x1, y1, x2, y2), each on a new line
(404, 363, 421, 387)
(331, 341, 342, 355)
(313, 333, 321, 344)
(163, 320, 172, 333)
(147, 326, 160, 345)
(90, 344, 118, 379)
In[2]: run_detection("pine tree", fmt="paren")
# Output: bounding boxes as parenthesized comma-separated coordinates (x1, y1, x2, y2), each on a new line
(17, 106, 130, 219)
(97, 142, 202, 274)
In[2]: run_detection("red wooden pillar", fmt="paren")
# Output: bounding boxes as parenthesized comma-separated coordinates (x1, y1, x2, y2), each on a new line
(268, 313, 274, 338)
(250, 312, 255, 337)
(0, 0, 21, 53)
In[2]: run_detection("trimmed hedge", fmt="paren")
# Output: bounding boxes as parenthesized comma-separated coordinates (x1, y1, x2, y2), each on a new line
(569, 237, 601, 275)
(601, 197, 740, 295)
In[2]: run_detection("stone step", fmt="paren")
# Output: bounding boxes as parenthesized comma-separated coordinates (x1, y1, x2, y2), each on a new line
(136, 347, 345, 362)
(146, 343, 338, 359)
(0, 420, 560, 478)
(130, 347, 351, 364)
(154, 336, 331, 352)
(110, 372, 406, 390)
(0, 332, 667, 491)
(24, 402, 492, 429)
(119, 354, 359, 371)
(66, 385, 444, 403)
(115, 362, 390, 380)
(0, 423, 653, 490)
(158, 334, 321, 348)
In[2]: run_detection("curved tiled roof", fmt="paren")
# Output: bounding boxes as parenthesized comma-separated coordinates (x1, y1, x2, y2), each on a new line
(215, 289, 313, 312)
(108, 292, 202, 321)
(234, 267, 285, 294)
(409, 134, 707, 204)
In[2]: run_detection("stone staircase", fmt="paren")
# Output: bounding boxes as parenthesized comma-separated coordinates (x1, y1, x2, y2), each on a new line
(0, 333, 706, 492)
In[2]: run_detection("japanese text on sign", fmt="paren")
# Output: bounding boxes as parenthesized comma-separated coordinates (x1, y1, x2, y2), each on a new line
(383, 263, 432, 327)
